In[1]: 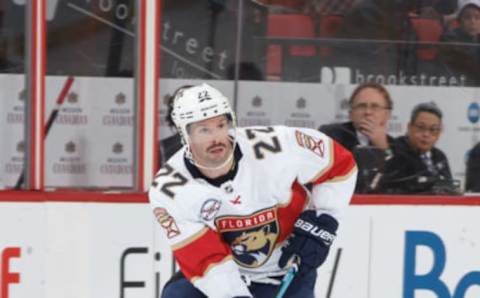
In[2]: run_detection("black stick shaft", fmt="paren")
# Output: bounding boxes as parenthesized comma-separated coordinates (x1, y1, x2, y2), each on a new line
(14, 77, 74, 189)
(326, 248, 342, 298)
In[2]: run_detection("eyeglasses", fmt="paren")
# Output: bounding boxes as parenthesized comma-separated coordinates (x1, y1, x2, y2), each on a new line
(412, 123, 441, 135)
(351, 103, 391, 112)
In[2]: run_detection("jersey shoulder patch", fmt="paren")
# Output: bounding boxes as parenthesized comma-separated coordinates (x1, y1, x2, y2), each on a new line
(294, 129, 327, 158)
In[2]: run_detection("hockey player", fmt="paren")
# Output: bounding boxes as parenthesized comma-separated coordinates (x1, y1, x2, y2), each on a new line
(149, 83, 357, 298)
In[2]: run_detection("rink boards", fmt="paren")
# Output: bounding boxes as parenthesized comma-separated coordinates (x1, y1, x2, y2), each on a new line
(0, 192, 479, 298)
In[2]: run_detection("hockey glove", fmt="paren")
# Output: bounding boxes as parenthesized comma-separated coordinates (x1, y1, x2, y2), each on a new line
(278, 210, 338, 276)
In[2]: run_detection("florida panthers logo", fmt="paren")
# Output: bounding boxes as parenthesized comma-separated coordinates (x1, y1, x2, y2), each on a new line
(216, 208, 279, 268)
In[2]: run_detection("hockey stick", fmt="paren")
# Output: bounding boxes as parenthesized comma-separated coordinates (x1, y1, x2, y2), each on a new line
(275, 258, 300, 298)
(326, 248, 342, 298)
(14, 76, 75, 189)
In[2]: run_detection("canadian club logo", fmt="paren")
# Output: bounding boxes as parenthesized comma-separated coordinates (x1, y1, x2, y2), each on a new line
(215, 208, 278, 268)
(65, 141, 76, 153)
(252, 95, 262, 107)
(67, 92, 78, 104)
(112, 142, 123, 154)
(115, 93, 126, 105)
(296, 97, 306, 109)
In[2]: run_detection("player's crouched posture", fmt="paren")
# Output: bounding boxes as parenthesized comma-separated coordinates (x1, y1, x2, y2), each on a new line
(149, 84, 357, 298)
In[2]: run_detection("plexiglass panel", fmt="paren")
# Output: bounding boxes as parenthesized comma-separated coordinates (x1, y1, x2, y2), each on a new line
(44, 0, 135, 190)
(0, 0, 26, 189)
(157, 0, 480, 194)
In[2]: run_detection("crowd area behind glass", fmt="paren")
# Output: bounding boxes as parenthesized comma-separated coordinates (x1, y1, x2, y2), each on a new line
(0, 0, 479, 194)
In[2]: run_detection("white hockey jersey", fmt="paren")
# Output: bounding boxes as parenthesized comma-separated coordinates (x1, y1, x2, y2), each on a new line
(149, 126, 357, 298)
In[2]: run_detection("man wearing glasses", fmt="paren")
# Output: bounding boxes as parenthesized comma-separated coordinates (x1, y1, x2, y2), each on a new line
(382, 102, 455, 194)
(319, 82, 395, 193)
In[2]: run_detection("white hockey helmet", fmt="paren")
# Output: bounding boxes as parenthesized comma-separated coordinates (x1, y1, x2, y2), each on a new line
(171, 83, 236, 146)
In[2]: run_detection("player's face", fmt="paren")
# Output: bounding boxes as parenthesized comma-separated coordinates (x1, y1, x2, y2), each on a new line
(349, 87, 391, 129)
(460, 6, 480, 36)
(188, 115, 233, 168)
(407, 112, 442, 153)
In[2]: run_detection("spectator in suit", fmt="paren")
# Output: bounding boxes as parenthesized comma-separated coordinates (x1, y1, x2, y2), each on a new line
(440, 0, 480, 85)
(383, 102, 456, 194)
(465, 142, 480, 192)
(319, 82, 395, 193)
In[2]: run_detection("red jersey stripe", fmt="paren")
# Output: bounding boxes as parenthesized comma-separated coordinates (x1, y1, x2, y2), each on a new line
(276, 181, 309, 245)
(173, 228, 232, 280)
(310, 141, 356, 185)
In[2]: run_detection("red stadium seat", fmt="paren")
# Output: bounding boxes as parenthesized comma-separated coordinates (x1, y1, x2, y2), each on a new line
(409, 16, 444, 61)
(266, 14, 316, 80)
(318, 15, 344, 57)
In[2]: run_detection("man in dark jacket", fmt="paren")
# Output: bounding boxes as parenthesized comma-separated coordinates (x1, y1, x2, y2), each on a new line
(440, 0, 480, 85)
(466, 142, 480, 192)
(383, 102, 456, 194)
(320, 82, 395, 193)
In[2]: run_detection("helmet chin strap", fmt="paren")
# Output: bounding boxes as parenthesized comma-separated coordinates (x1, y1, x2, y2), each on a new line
(185, 135, 237, 171)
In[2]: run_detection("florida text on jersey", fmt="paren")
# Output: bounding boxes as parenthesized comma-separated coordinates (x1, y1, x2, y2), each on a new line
(148, 125, 357, 296)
